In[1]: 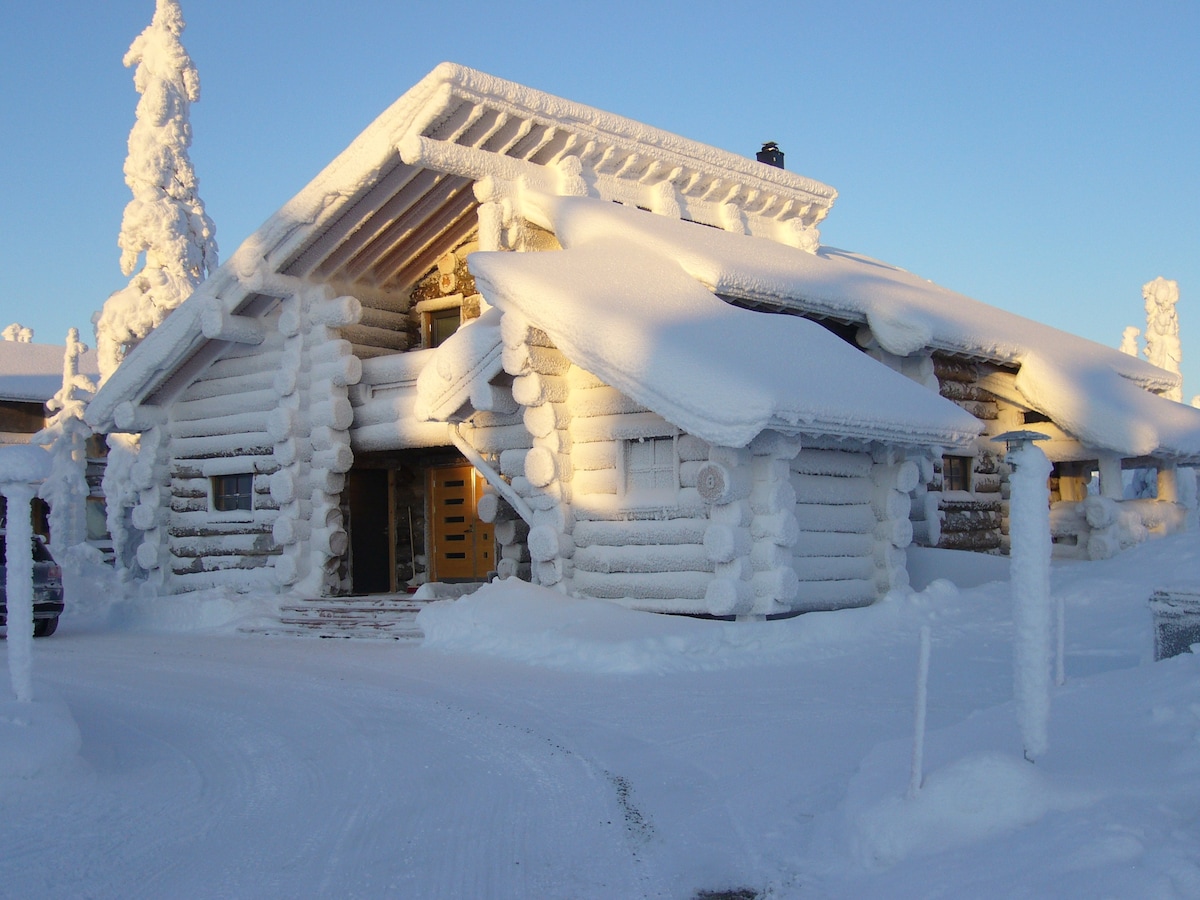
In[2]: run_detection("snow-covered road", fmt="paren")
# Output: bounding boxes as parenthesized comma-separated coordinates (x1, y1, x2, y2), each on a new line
(4, 534, 1200, 898)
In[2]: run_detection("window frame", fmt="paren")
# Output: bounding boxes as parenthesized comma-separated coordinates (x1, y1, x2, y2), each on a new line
(211, 473, 255, 514)
(619, 435, 680, 505)
(942, 455, 973, 493)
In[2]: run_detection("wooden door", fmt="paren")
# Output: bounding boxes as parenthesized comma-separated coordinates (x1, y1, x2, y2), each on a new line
(428, 465, 493, 581)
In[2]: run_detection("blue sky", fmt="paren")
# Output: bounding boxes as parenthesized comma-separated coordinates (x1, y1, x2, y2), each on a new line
(2, 1, 1197, 395)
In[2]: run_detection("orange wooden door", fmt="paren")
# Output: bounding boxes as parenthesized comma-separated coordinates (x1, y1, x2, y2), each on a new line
(428, 465, 493, 581)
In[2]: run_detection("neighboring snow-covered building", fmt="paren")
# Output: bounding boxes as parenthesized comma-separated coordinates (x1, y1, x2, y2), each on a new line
(86, 64, 1200, 617)
(0, 339, 107, 545)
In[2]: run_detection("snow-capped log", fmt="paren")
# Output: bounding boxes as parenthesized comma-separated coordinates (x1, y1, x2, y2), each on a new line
(569, 385, 649, 418)
(572, 469, 617, 495)
(497, 447, 529, 477)
(340, 324, 408, 352)
(500, 541, 531, 563)
(793, 503, 876, 533)
(527, 525, 562, 562)
(871, 460, 921, 493)
(570, 412, 675, 444)
(703, 523, 752, 563)
(173, 389, 278, 423)
(494, 517, 529, 545)
(524, 446, 558, 487)
(790, 554, 876, 581)
(170, 411, 273, 440)
(178, 367, 279, 403)
(566, 439, 614, 472)
(753, 566, 799, 602)
(705, 576, 755, 616)
(790, 473, 873, 506)
(876, 517, 914, 548)
(460, 423, 533, 454)
(791, 530, 874, 557)
(573, 518, 708, 547)
(695, 461, 753, 504)
(575, 569, 711, 601)
(751, 510, 800, 547)
(871, 487, 912, 522)
(512, 372, 567, 407)
(573, 543, 712, 575)
(750, 481, 797, 517)
(272, 515, 310, 546)
(522, 402, 571, 438)
(114, 401, 166, 432)
(791, 579, 877, 611)
(200, 303, 266, 345)
(793, 449, 873, 478)
(171, 432, 274, 459)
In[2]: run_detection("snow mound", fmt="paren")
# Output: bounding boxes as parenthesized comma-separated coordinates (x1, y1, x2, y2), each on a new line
(850, 751, 1091, 868)
(107, 587, 280, 634)
(418, 578, 933, 674)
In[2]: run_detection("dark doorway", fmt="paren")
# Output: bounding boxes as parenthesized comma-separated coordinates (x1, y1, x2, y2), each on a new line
(347, 468, 392, 593)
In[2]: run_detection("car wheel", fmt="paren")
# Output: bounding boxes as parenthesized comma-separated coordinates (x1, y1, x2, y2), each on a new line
(33, 617, 59, 638)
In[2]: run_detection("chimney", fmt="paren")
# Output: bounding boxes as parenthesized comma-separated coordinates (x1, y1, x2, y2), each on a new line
(756, 141, 784, 169)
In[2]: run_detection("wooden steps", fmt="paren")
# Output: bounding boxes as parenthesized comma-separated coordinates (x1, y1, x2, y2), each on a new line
(261, 593, 431, 640)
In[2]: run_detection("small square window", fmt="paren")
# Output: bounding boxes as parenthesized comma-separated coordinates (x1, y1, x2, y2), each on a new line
(624, 437, 678, 501)
(425, 307, 462, 348)
(212, 473, 254, 512)
(942, 456, 972, 492)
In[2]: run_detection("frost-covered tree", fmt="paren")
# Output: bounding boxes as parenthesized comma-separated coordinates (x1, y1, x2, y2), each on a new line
(1118, 326, 1140, 357)
(1142, 277, 1182, 401)
(32, 328, 96, 558)
(2, 323, 33, 342)
(95, 0, 216, 382)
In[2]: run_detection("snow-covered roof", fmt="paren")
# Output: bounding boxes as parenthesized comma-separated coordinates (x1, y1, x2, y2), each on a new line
(88, 64, 1200, 463)
(90, 63, 838, 429)
(419, 232, 980, 449)
(507, 194, 1200, 460)
(0, 341, 99, 404)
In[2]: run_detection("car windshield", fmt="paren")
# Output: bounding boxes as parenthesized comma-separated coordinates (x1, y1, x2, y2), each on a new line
(0, 535, 55, 565)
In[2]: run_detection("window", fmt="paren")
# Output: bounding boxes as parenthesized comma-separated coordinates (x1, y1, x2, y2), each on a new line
(425, 306, 461, 348)
(624, 437, 678, 501)
(942, 456, 972, 492)
(212, 473, 254, 512)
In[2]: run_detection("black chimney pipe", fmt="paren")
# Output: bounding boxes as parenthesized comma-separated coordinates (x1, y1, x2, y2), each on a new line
(757, 142, 784, 169)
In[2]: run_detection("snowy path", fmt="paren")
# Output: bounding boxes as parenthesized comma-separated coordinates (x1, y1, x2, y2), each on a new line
(5, 533, 1200, 898)
(3, 637, 649, 899)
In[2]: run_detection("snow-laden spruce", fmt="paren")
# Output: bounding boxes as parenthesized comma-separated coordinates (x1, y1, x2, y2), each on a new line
(1142, 277, 1182, 402)
(32, 329, 96, 559)
(94, 0, 216, 382)
(2, 324, 33, 343)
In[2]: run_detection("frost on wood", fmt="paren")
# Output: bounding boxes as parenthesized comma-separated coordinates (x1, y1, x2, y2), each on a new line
(2, 324, 33, 343)
(1007, 441, 1053, 761)
(1142, 277, 1181, 402)
(95, 0, 216, 381)
(32, 329, 96, 559)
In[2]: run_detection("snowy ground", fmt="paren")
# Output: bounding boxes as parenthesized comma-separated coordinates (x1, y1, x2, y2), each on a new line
(3, 536, 1200, 898)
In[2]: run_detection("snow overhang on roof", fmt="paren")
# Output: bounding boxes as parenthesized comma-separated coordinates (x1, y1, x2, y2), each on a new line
(417, 223, 981, 451)
(89, 62, 838, 429)
(506, 195, 1200, 461)
(0, 342, 99, 404)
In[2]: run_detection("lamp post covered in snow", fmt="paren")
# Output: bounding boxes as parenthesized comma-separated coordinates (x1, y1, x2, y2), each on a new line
(994, 430, 1052, 761)
(1, 445, 52, 703)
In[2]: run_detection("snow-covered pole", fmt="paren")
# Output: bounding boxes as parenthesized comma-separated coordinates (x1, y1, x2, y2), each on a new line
(908, 624, 932, 798)
(994, 430, 1052, 762)
(0, 446, 52, 703)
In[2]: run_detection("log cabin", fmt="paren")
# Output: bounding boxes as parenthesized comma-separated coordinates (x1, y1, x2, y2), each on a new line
(85, 64, 1200, 619)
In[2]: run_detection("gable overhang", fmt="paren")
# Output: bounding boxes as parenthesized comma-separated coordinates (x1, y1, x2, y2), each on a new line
(89, 63, 838, 432)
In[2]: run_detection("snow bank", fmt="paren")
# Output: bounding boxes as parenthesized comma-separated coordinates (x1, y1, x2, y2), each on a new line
(105, 587, 281, 635)
(419, 578, 942, 674)
(849, 751, 1091, 868)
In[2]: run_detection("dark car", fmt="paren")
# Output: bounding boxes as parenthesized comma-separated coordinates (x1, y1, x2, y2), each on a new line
(0, 533, 64, 637)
